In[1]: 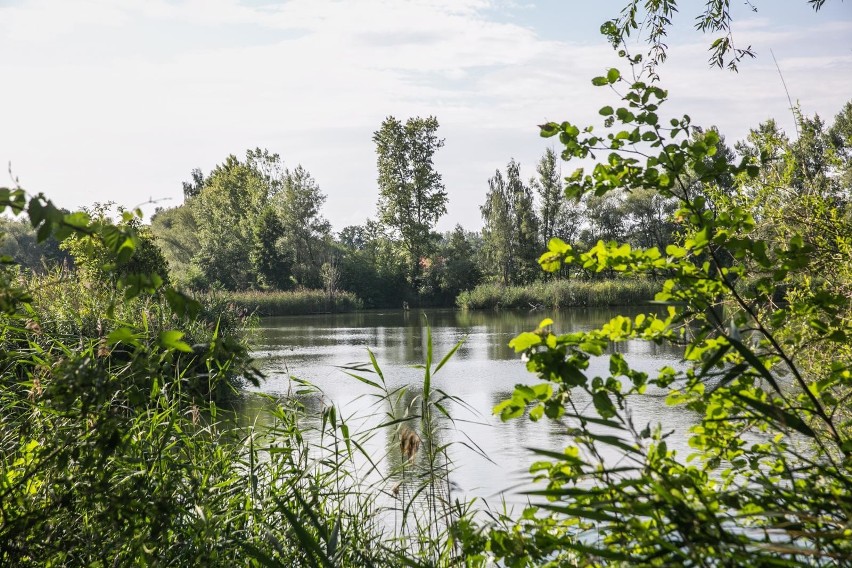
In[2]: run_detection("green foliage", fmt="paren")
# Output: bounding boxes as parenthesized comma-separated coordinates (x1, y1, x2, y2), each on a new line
(152, 150, 334, 292)
(418, 225, 483, 303)
(374, 115, 448, 284)
(336, 220, 411, 308)
(0, 185, 398, 566)
(534, 147, 583, 249)
(470, 43, 852, 565)
(251, 205, 294, 290)
(481, 159, 540, 286)
(62, 203, 171, 288)
(0, 216, 71, 272)
(193, 153, 270, 290)
(149, 203, 201, 282)
(277, 165, 333, 288)
(605, 0, 833, 75)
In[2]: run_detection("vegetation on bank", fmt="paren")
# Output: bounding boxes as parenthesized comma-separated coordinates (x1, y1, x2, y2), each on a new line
(457, 277, 659, 310)
(220, 288, 363, 316)
(0, 193, 478, 565)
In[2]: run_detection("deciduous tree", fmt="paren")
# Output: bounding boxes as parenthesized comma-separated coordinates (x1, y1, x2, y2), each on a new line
(374, 116, 448, 284)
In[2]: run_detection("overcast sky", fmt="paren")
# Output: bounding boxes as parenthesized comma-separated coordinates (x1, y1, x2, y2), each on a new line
(1, 0, 851, 233)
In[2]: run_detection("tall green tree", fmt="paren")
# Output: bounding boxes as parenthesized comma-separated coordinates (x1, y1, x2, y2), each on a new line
(623, 187, 678, 250)
(508, 160, 540, 284)
(153, 151, 332, 291)
(336, 219, 408, 307)
(481, 160, 540, 286)
(581, 191, 626, 245)
(533, 147, 562, 247)
(192, 154, 269, 289)
(150, 205, 200, 283)
(181, 168, 205, 199)
(481, 170, 513, 286)
(373, 116, 448, 284)
(274, 165, 332, 288)
(533, 147, 583, 248)
(437, 225, 482, 299)
(251, 204, 293, 290)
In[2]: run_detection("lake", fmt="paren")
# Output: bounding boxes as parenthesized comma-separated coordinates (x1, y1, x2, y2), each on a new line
(240, 307, 697, 507)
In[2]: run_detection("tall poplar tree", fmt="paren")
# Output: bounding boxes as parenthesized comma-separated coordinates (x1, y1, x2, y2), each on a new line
(481, 169, 513, 286)
(481, 159, 540, 286)
(373, 116, 448, 284)
(534, 148, 563, 248)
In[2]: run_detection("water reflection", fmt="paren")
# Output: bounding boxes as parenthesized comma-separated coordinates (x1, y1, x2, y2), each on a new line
(246, 307, 695, 505)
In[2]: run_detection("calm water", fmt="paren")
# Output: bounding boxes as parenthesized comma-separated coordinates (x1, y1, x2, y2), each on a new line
(240, 308, 697, 505)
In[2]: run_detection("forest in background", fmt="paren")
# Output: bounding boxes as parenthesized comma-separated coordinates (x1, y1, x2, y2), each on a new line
(4, 99, 851, 313)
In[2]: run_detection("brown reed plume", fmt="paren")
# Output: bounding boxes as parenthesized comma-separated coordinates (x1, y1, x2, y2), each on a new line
(400, 425, 421, 463)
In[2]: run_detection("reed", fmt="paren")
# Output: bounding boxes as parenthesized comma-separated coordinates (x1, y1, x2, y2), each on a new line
(2, 270, 495, 566)
(456, 277, 659, 310)
(3, 266, 481, 565)
(218, 288, 363, 316)
(337, 321, 482, 566)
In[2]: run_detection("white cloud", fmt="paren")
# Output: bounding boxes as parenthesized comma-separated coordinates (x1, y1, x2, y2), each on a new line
(0, 0, 850, 231)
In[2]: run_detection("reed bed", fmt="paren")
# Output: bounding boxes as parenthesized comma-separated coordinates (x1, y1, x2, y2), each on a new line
(221, 288, 363, 316)
(456, 278, 659, 310)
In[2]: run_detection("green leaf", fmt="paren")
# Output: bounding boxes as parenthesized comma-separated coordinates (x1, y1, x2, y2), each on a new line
(509, 332, 542, 352)
(158, 330, 192, 352)
(342, 371, 381, 390)
(494, 399, 524, 421)
(607, 68, 621, 83)
(529, 405, 544, 421)
(164, 288, 202, 319)
(107, 327, 140, 346)
(435, 338, 464, 374)
(592, 391, 616, 418)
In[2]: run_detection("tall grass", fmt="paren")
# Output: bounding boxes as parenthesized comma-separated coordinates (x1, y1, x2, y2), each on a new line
(221, 288, 363, 317)
(2, 266, 481, 566)
(2, 265, 390, 564)
(1, 379, 397, 565)
(456, 277, 659, 310)
(337, 322, 482, 565)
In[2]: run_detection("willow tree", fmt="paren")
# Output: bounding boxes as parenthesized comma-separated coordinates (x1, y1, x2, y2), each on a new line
(373, 116, 447, 285)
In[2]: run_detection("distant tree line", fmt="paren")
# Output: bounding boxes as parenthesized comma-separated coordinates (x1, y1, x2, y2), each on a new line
(4, 101, 851, 310)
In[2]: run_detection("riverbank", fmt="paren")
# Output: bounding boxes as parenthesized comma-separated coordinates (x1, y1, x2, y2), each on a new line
(456, 278, 659, 310)
(223, 288, 363, 316)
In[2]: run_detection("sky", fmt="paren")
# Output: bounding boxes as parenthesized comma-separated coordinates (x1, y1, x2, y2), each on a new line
(1, 0, 851, 233)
